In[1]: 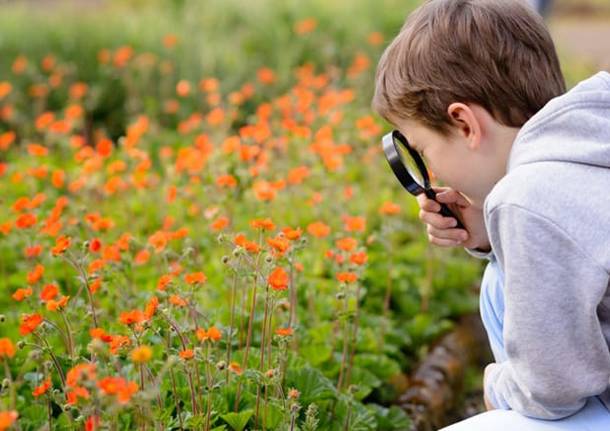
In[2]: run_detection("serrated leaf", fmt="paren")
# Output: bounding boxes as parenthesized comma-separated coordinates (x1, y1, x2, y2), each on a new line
(221, 408, 253, 431)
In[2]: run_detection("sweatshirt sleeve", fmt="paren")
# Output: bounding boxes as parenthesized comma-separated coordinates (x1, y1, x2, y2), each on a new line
(483, 203, 610, 419)
(464, 246, 494, 261)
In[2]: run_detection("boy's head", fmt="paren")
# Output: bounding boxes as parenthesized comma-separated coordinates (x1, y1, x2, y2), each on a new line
(372, 0, 566, 207)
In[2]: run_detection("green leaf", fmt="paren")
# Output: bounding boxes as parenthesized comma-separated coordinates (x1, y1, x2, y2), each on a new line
(221, 409, 254, 431)
(286, 366, 337, 405)
(368, 404, 411, 430)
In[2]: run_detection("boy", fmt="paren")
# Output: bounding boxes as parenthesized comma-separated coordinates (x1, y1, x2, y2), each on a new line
(372, 0, 610, 429)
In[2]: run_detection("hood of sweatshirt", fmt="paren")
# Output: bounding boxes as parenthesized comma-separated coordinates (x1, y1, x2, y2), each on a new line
(506, 71, 610, 172)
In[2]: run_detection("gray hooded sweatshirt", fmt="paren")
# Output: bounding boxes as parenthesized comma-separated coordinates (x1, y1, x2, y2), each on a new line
(465, 70, 610, 419)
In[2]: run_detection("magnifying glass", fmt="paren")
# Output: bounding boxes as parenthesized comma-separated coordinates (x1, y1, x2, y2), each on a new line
(382, 129, 465, 230)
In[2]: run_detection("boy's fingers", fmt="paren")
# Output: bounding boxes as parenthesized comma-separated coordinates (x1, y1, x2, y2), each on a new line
(419, 209, 457, 229)
(427, 225, 468, 242)
(421, 199, 441, 212)
(428, 234, 465, 248)
(437, 190, 469, 207)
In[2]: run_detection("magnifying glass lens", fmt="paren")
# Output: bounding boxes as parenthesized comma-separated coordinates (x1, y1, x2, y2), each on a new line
(394, 135, 426, 188)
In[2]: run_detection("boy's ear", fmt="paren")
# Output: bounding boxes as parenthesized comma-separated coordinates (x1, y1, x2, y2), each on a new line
(447, 102, 482, 150)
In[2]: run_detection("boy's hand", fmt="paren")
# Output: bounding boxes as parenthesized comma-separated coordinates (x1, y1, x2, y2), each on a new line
(416, 187, 491, 251)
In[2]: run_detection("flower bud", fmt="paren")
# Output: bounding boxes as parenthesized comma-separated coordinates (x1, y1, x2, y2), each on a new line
(336, 292, 345, 300)
(17, 341, 25, 350)
(221, 255, 230, 265)
(216, 360, 226, 371)
(0, 314, 5, 323)
(28, 350, 41, 361)
(264, 255, 273, 264)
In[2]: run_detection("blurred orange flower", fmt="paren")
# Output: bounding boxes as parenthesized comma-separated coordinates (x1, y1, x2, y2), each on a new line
(32, 377, 52, 397)
(184, 271, 207, 285)
(268, 267, 288, 291)
(307, 221, 330, 238)
(19, 313, 43, 335)
(0, 338, 15, 359)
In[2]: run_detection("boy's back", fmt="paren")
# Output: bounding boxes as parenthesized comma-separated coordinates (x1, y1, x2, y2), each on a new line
(481, 71, 610, 418)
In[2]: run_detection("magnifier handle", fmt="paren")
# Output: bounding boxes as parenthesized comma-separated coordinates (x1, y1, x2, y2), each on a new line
(424, 188, 466, 230)
(438, 202, 465, 230)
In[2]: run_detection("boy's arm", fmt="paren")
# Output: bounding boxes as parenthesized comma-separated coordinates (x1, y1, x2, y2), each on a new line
(483, 203, 610, 419)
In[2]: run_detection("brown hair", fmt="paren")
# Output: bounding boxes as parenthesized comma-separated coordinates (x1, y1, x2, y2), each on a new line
(372, 0, 566, 136)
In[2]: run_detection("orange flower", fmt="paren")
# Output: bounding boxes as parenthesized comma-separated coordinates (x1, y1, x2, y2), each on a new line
(176, 80, 191, 97)
(0, 338, 15, 359)
(0, 411, 18, 431)
(0, 81, 12, 99)
(66, 363, 97, 388)
(90, 328, 113, 343)
(379, 201, 401, 215)
(12, 197, 30, 213)
(40, 283, 59, 301)
(294, 18, 317, 35)
(234, 234, 261, 254)
(15, 213, 37, 229)
(336, 272, 358, 283)
(46, 295, 69, 312)
(24, 244, 42, 258)
(350, 251, 368, 266)
(27, 264, 44, 284)
(98, 376, 138, 404)
(51, 235, 71, 256)
(89, 238, 102, 252)
(89, 278, 102, 294)
(27, 143, 49, 157)
(169, 294, 187, 307)
(274, 327, 293, 337)
(184, 271, 207, 285)
(162, 33, 179, 49)
(179, 349, 194, 360)
(157, 274, 173, 291)
(130, 345, 152, 363)
(210, 215, 230, 231)
(85, 415, 100, 431)
(252, 180, 276, 201)
(11, 287, 32, 302)
(88, 259, 105, 275)
(342, 215, 366, 232)
(257, 67, 276, 84)
(229, 361, 243, 375)
(282, 227, 302, 241)
(148, 231, 168, 253)
(367, 31, 384, 46)
(268, 267, 288, 291)
(196, 326, 222, 342)
(69, 82, 89, 99)
(19, 313, 43, 335)
(134, 249, 150, 265)
(144, 296, 159, 320)
(250, 218, 275, 231)
(307, 221, 331, 238)
(32, 377, 52, 397)
(66, 386, 90, 405)
(267, 236, 290, 254)
(109, 336, 131, 354)
(119, 310, 145, 326)
(215, 174, 237, 188)
(0, 131, 15, 151)
(336, 237, 357, 252)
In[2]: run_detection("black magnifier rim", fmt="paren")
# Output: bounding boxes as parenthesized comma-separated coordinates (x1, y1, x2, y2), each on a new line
(382, 129, 431, 195)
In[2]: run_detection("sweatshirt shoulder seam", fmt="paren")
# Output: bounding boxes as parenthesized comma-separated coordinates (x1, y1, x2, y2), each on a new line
(487, 203, 609, 276)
